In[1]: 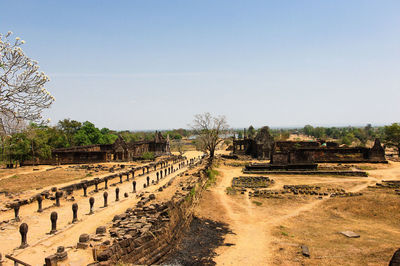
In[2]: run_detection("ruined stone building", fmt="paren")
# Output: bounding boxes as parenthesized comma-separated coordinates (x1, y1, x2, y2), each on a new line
(271, 138, 386, 164)
(22, 132, 171, 165)
(233, 126, 386, 163)
(233, 126, 274, 159)
(51, 132, 170, 164)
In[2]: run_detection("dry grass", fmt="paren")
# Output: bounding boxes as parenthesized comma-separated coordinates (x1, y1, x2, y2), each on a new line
(0, 168, 108, 192)
(271, 188, 400, 265)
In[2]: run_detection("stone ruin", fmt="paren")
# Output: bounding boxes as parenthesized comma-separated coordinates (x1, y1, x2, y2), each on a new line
(247, 184, 362, 199)
(369, 180, 400, 196)
(21, 132, 171, 165)
(232, 126, 387, 164)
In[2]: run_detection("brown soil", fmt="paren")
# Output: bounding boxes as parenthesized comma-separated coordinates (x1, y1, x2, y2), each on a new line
(192, 158, 400, 265)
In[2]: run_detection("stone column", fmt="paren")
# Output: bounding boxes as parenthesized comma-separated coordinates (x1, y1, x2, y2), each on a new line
(19, 223, 29, 249)
(72, 203, 78, 223)
(13, 204, 20, 222)
(132, 181, 136, 193)
(119, 174, 123, 184)
(103, 192, 108, 207)
(55, 191, 63, 207)
(89, 197, 94, 214)
(94, 178, 99, 192)
(82, 183, 87, 197)
(156, 172, 159, 181)
(37, 194, 43, 213)
(146, 176, 150, 187)
(104, 177, 108, 190)
(115, 187, 119, 201)
(50, 212, 58, 234)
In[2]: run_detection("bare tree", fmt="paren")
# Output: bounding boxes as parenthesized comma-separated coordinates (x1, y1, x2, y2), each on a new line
(171, 139, 184, 155)
(0, 31, 54, 124)
(191, 113, 229, 162)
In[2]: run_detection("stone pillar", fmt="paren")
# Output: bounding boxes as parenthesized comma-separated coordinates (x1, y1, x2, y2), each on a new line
(13, 204, 20, 222)
(55, 191, 63, 207)
(146, 176, 150, 187)
(19, 223, 29, 249)
(160, 170, 163, 178)
(89, 197, 94, 214)
(72, 203, 78, 223)
(94, 178, 99, 192)
(156, 172, 159, 181)
(82, 183, 87, 197)
(104, 177, 108, 190)
(103, 192, 108, 207)
(115, 187, 119, 201)
(37, 194, 43, 213)
(50, 211, 58, 234)
(132, 181, 136, 193)
(119, 174, 123, 184)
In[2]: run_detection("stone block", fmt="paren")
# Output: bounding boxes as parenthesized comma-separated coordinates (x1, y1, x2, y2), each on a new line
(79, 233, 90, 243)
(77, 242, 89, 249)
(96, 226, 107, 235)
(340, 231, 360, 238)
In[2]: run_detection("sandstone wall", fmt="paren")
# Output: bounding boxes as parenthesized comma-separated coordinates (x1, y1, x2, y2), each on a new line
(91, 162, 209, 265)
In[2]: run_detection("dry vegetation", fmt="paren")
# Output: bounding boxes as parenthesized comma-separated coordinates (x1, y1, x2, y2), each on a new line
(0, 167, 109, 193)
(270, 188, 400, 265)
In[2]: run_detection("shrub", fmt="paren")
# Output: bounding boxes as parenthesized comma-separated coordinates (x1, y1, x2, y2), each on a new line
(142, 152, 154, 160)
(205, 168, 219, 188)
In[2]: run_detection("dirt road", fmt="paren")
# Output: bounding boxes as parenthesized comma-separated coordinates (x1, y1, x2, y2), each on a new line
(196, 161, 400, 265)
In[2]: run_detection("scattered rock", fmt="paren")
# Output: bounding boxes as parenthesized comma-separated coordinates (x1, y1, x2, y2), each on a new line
(340, 231, 360, 238)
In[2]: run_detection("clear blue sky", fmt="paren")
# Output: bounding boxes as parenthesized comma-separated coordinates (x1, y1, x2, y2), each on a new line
(1, 0, 399, 130)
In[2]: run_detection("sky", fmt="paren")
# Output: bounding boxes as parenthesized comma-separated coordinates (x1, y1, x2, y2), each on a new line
(1, 0, 399, 130)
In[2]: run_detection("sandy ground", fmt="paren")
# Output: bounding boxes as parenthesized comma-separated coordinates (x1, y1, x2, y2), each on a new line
(195, 159, 400, 265)
(0, 150, 202, 265)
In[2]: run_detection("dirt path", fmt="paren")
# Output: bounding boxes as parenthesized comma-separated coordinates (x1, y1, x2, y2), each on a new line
(201, 162, 397, 266)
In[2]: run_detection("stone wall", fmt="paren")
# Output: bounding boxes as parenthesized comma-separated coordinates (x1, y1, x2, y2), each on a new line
(90, 161, 209, 265)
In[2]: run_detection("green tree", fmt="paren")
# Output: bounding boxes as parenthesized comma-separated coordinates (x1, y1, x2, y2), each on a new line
(384, 123, 400, 156)
(73, 121, 103, 145)
(341, 133, 355, 146)
(303, 125, 314, 136)
(248, 125, 256, 138)
(57, 119, 82, 146)
(313, 127, 326, 139)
